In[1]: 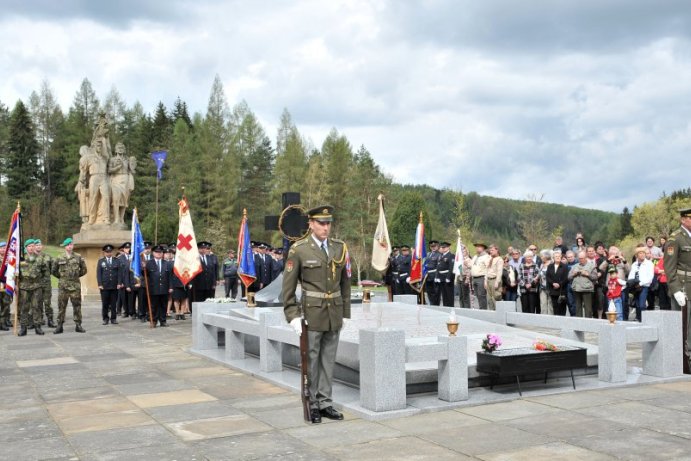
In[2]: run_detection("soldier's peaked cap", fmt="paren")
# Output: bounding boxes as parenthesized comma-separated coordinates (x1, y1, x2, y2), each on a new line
(429, 240, 439, 245)
(102, 244, 114, 252)
(680, 207, 691, 218)
(440, 242, 451, 247)
(400, 244, 411, 250)
(119, 242, 131, 249)
(152, 245, 164, 252)
(307, 205, 334, 222)
(143, 241, 152, 248)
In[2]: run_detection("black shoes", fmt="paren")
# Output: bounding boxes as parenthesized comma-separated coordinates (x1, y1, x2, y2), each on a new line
(47, 318, 56, 328)
(159, 322, 168, 327)
(18, 326, 27, 336)
(111, 320, 118, 325)
(310, 408, 322, 424)
(320, 407, 344, 420)
(102, 320, 109, 325)
(0, 324, 8, 331)
(54, 324, 63, 334)
(35, 325, 44, 335)
(75, 324, 85, 333)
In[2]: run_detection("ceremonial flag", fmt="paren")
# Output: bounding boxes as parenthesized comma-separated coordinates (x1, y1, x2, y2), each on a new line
(237, 209, 256, 288)
(151, 150, 167, 180)
(173, 198, 203, 285)
(130, 208, 145, 279)
(371, 194, 391, 272)
(0, 207, 21, 296)
(453, 230, 465, 276)
(409, 212, 426, 284)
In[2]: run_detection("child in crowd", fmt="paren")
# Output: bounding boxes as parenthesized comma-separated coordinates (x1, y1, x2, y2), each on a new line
(606, 265, 627, 321)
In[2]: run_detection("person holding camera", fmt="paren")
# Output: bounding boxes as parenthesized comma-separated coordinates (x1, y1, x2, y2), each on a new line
(568, 251, 598, 318)
(627, 246, 654, 322)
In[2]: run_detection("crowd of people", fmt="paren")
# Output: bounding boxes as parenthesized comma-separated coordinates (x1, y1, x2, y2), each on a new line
(387, 233, 673, 322)
(0, 237, 286, 335)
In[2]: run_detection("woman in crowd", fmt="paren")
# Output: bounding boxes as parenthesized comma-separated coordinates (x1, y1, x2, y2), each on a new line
(568, 250, 598, 317)
(628, 246, 654, 322)
(572, 236, 587, 254)
(538, 250, 553, 315)
(546, 251, 569, 316)
(518, 251, 540, 314)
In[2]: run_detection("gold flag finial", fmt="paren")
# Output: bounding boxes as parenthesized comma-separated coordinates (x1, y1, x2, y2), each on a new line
(419, 211, 423, 223)
(243, 208, 248, 218)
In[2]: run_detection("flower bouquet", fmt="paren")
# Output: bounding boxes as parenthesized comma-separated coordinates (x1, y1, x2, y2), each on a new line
(481, 333, 502, 353)
(533, 339, 558, 352)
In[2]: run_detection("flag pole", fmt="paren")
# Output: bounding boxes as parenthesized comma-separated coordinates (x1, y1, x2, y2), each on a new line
(13, 202, 20, 336)
(154, 176, 159, 245)
(136, 207, 155, 328)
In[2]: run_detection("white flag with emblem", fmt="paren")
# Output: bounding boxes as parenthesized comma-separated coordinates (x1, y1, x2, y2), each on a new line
(371, 194, 392, 272)
(173, 197, 202, 285)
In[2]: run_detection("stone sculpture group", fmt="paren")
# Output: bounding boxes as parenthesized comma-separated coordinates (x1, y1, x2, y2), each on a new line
(76, 114, 137, 228)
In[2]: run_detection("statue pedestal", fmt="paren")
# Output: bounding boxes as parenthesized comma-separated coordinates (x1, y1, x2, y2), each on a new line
(73, 227, 131, 302)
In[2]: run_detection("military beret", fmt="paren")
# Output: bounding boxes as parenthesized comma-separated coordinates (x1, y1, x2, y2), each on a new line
(680, 207, 691, 218)
(102, 244, 114, 252)
(60, 237, 73, 247)
(34, 239, 42, 245)
(307, 205, 334, 222)
(24, 239, 35, 247)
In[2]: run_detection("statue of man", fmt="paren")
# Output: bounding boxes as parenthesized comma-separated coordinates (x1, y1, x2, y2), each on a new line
(75, 145, 90, 223)
(109, 142, 135, 224)
(85, 137, 111, 225)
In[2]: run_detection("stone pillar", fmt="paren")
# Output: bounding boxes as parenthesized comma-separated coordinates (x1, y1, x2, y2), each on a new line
(438, 335, 468, 402)
(495, 301, 517, 325)
(598, 323, 627, 382)
(642, 310, 683, 377)
(192, 302, 219, 351)
(359, 328, 406, 412)
(225, 329, 245, 361)
(259, 312, 284, 372)
(73, 228, 131, 301)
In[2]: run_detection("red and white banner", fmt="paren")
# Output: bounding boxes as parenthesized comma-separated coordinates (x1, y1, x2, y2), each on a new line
(371, 194, 391, 272)
(0, 207, 21, 296)
(173, 198, 202, 285)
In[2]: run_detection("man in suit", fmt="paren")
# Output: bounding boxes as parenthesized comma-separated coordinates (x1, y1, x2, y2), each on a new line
(196, 241, 218, 301)
(97, 244, 120, 325)
(146, 245, 173, 327)
(283, 205, 351, 424)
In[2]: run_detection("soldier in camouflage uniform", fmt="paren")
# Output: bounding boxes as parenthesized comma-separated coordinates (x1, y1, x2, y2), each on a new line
(18, 239, 48, 336)
(0, 242, 11, 331)
(34, 239, 55, 328)
(52, 238, 87, 334)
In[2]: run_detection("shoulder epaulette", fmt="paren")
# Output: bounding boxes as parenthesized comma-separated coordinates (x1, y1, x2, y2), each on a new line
(670, 229, 681, 238)
(292, 238, 309, 247)
(331, 238, 345, 245)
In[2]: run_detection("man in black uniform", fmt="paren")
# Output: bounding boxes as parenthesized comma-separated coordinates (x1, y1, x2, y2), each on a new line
(97, 244, 120, 325)
(425, 240, 441, 305)
(137, 241, 152, 321)
(196, 241, 218, 301)
(389, 246, 401, 295)
(271, 248, 284, 281)
(437, 242, 456, 306)
(117, 242, 136, 318)
(397, 245, 414, 295)
(146, 245, 173, 327)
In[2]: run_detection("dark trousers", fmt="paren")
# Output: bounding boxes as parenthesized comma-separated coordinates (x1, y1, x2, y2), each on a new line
(118, 288, 135, 316)
(658, 283, 671, 310)
(440, 281, 454, 307)
(551, 294, 567, 316)
(459, 282, 471, 308)
(138, 288, 149, 319)
(100, 289, 118, 321)
(151, 294, 168, 324)
(635, 287, 649, 322)
(224, 277, 238, 298)
(426, 279, 440, 305)
(520, 291, 539, 314)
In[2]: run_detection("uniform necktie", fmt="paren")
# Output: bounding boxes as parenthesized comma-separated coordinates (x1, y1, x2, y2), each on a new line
(157, 260, 161, 272)
(321, 242, 328, 258)
(107, 257, 111, 265)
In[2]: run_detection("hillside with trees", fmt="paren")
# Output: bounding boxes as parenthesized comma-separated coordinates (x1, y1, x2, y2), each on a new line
(2, 76, 680, 280)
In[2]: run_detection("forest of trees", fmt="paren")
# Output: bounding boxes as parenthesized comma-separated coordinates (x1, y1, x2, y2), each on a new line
(2, 76, 685, 280)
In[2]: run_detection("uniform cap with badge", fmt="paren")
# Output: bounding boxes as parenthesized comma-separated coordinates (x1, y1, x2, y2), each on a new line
(102, 244, 114, 252)
(307, 205, 334, 223)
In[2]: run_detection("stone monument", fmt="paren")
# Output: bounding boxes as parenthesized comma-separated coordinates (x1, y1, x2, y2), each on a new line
(72, 113, 137, 298)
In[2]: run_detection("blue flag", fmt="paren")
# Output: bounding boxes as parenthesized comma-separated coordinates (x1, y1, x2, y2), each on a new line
(151, 150, 167, 180)
(131, 209, 145, 279)
(237, 212, 256, 288)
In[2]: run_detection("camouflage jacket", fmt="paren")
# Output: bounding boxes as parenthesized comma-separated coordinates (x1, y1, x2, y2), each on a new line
(19, 255, 50, 290)
(52, 252, 88, 290)
(37, 253, 53, 287)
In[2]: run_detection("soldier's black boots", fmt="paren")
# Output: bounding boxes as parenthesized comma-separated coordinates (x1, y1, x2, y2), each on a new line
(19, 326, 27, 336)
(35, 325, 44, 335)
(54, 323, 64, 334)
(75, 324, 85, 333)
(0, 324, 8, 331)
(47, 317, 56, 328)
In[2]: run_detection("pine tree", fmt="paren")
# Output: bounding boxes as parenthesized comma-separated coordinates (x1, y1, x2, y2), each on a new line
(151, 101, 172, 150)
(6, 100, 41, 199)
(0, 100, 10, 184)
(72, 78, 101, 128)
(273, 109, 307, 205)
(321, 128, 354, 234)
(620, 206, 633, 238)
(103, 85, 127, 139)
(390, 192, 429, 246)
(172, 97, 193, 129)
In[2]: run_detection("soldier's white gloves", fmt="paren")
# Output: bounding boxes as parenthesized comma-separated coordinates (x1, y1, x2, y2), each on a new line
(406, 277, 411, 283)
(674, 291, 687, 306)
(342, 318, 350, 329)
(289, 318, 302, 336)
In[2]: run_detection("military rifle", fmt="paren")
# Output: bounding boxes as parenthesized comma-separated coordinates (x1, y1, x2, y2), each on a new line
(299, 317, 310, 421)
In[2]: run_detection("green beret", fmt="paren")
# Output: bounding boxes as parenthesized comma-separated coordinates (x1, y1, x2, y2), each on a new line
(60, 237, 73, 247)
(34, 239, 42, 245)
(24, 239, 35, 247)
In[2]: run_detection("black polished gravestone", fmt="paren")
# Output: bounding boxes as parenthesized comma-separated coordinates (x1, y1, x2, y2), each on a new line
(264, 192, 309, 255)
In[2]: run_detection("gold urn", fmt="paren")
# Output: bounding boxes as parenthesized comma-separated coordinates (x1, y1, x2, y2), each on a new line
(606, 311, 616, 324)
(446, 321, 459, 336)
(246, 292, 257, 308)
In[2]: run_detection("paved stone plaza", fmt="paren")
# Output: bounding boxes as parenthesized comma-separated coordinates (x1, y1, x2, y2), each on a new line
(2, 299, 691, 460)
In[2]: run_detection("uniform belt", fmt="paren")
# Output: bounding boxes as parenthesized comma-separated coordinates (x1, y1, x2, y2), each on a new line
(473, 275, 485, 278)
(678, 270, 691, 276)
(392, 272, 399, 275)
(427, 269, 437, 273)
(399, 272, 408, 277)
(303, 290, 342, 299)
(438, 270, 449, 274)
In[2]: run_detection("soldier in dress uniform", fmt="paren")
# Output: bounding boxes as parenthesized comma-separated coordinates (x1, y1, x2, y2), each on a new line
(137, 241, 152, 321)
(0, 242, 12, 331)
(117, 242, 136, 318)
(97, 244, 120, 325)
(437, 242, 456, 306)
(34, 239, 55, 328)
(196, 241, 218, 301)
(18, 239, 49, 336)
(425, 240, 441, 305)
(664, 207, 691, 372)
(146, 245, 173, 327)
(397, 245, 414, 295)
(283, 205, 350, 424)
(52, 238, 87, 334)
(384, 246, 399, 299)
(271, 248, 284, 282)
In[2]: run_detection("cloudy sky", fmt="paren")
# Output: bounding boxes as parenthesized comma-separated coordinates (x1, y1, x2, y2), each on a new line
(1, 0, 690, 212)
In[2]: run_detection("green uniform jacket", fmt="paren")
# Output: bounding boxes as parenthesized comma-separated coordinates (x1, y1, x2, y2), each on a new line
(38, 253, 53, 287)
(19, 256, 50, 290)
(664, 227, 691, 296)
(52, 252, 88, 290)
(282, 235, 351, 332)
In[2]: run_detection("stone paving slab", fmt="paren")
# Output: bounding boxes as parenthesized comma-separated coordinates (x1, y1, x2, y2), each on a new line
(166, 414, 273, 441)
(127, 388, 217, 408)
(58, 409, 155, 434)
(325, 435, 470, 461)
(476, 441, 619, 461)
(16, 356, 79, 367)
